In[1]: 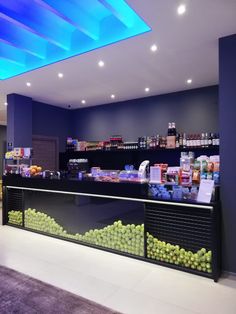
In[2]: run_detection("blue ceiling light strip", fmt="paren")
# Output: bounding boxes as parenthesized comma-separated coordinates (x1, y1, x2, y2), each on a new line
(0, 0, 151, 80)
(36, 0, 101, 40)
(0, 17, 47, 59)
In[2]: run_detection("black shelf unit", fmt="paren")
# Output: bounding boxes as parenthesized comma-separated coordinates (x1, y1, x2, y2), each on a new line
(60, 146, 219, 170)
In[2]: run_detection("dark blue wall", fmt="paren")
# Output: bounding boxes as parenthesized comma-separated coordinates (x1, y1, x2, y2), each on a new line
(32, 101, 73, 152)
(72, 86, 218, 141)
(7, 94, 32, 148)
(219, 34, 236, 273)
(0, 125, 6, 175)
(7, 96, 73, 152)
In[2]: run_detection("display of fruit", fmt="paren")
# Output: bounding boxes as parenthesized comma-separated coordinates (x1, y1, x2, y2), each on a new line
(80, 220, 144, 256)
(7, 209, 212, 273)
(30, 165, 42, 176)
(8, 210, 23, 225)
(8, 209, 144, 256)
(146, 232, 212, 273)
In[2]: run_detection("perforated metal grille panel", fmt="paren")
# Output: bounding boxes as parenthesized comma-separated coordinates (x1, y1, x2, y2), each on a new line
(145, 203, 213, 252)
(7, 188, 23, 211)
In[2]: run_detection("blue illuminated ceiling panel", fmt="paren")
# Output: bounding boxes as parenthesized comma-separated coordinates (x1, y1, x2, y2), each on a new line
(0, 0, 151, 80)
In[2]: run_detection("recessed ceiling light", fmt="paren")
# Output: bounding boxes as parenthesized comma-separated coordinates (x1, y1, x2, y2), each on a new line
(98, 60, 105, 67)
(81, 100, 86, 104)
(177, 4, 186, 15)
(58, 72, 63, 78)
(111, 94, 115, 99)
(150, 44, 158, 52)
(145, 87, 150, 92)
(26, 82, 31, 87)
(4, 102, 8, 106)
(187, 79, 192, 84)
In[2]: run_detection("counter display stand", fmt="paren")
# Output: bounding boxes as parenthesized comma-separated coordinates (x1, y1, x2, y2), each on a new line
(59, 146, 219, 170)
(2, 176, 221, 282)
(3, 158, 32, 175)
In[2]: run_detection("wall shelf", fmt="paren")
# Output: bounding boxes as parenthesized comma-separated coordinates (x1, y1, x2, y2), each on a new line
(60, 146, 219, 170)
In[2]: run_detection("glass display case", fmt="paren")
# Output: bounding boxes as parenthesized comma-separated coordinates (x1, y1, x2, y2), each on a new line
(3, 176, 220, 282)
(7, 189, 144, 257)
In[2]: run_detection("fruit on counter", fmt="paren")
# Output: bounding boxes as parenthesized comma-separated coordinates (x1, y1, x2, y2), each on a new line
(146, 232, 212, 273)
(30, 165, 42, 176)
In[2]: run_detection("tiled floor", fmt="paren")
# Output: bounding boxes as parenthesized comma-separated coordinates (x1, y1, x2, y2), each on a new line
(0, 212, 236, 314)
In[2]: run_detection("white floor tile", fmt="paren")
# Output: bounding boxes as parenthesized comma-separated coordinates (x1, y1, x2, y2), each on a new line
(134, 268, 236, 314)
(63, 249, 154, 289)
(0, 238, 119, 305)
(0, 223, 236, 314)
(104, 288, 199, 314)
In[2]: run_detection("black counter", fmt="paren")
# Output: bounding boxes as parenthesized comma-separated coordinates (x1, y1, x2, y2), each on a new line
(3, 175, 148, 199)
(2, 175, 218, 207)
(2, 175, 221, 281)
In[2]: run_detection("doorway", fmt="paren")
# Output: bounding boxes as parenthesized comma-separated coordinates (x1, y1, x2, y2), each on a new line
(32, 135, 59, 171)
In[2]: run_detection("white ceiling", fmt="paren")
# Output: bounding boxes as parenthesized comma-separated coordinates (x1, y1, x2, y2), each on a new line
(1, 0, 236, 122)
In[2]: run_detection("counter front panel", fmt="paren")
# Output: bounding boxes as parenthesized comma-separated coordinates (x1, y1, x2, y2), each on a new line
(2, 176, 221, 281)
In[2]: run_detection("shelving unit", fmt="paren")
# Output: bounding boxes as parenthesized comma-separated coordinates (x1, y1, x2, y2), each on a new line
(3, 158, 32, 175)
(60, 146, 220, 170)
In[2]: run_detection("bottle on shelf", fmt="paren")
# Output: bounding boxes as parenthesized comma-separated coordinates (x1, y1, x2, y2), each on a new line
(212, 133, 216, 146)
(193, 134, 198, 147)
(166, 122, 176, 148)
(183, 133, 187, 148)
(197, 133, 201, 147)
(189, 134, 193, 148)
(205, 132, 209, 148)
(172, 122, 177, 136)
(208, 133, 213, 146)
(186, 134, 190, 148)
(147, 136, 152, 149)
(156, 134, 160, 148)
(201, 133, 205, 147)
(175, 133, 180, 148)
(216, 133, 220, 146)
(179, 133, 183, 148)
(167, 122, 172, 136)
(150, 136, 156, 149)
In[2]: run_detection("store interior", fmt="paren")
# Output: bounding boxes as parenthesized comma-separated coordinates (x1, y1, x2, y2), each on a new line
(1, 1, 236, 313)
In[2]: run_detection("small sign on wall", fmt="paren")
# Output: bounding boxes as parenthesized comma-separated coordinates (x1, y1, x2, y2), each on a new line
(7, 142, 13, 151)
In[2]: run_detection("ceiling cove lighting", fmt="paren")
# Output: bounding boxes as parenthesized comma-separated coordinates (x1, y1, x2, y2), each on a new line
(0, 0, 151, 80)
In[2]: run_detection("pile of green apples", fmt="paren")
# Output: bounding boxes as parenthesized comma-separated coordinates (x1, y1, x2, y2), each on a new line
(8, 210, 23, 225)
(147, 232, 212, 273)
(78, 220, 144, 256)
(25, 208, 68, 236)
(8, 209, 212, 273)
(8, 209, 144, 256)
